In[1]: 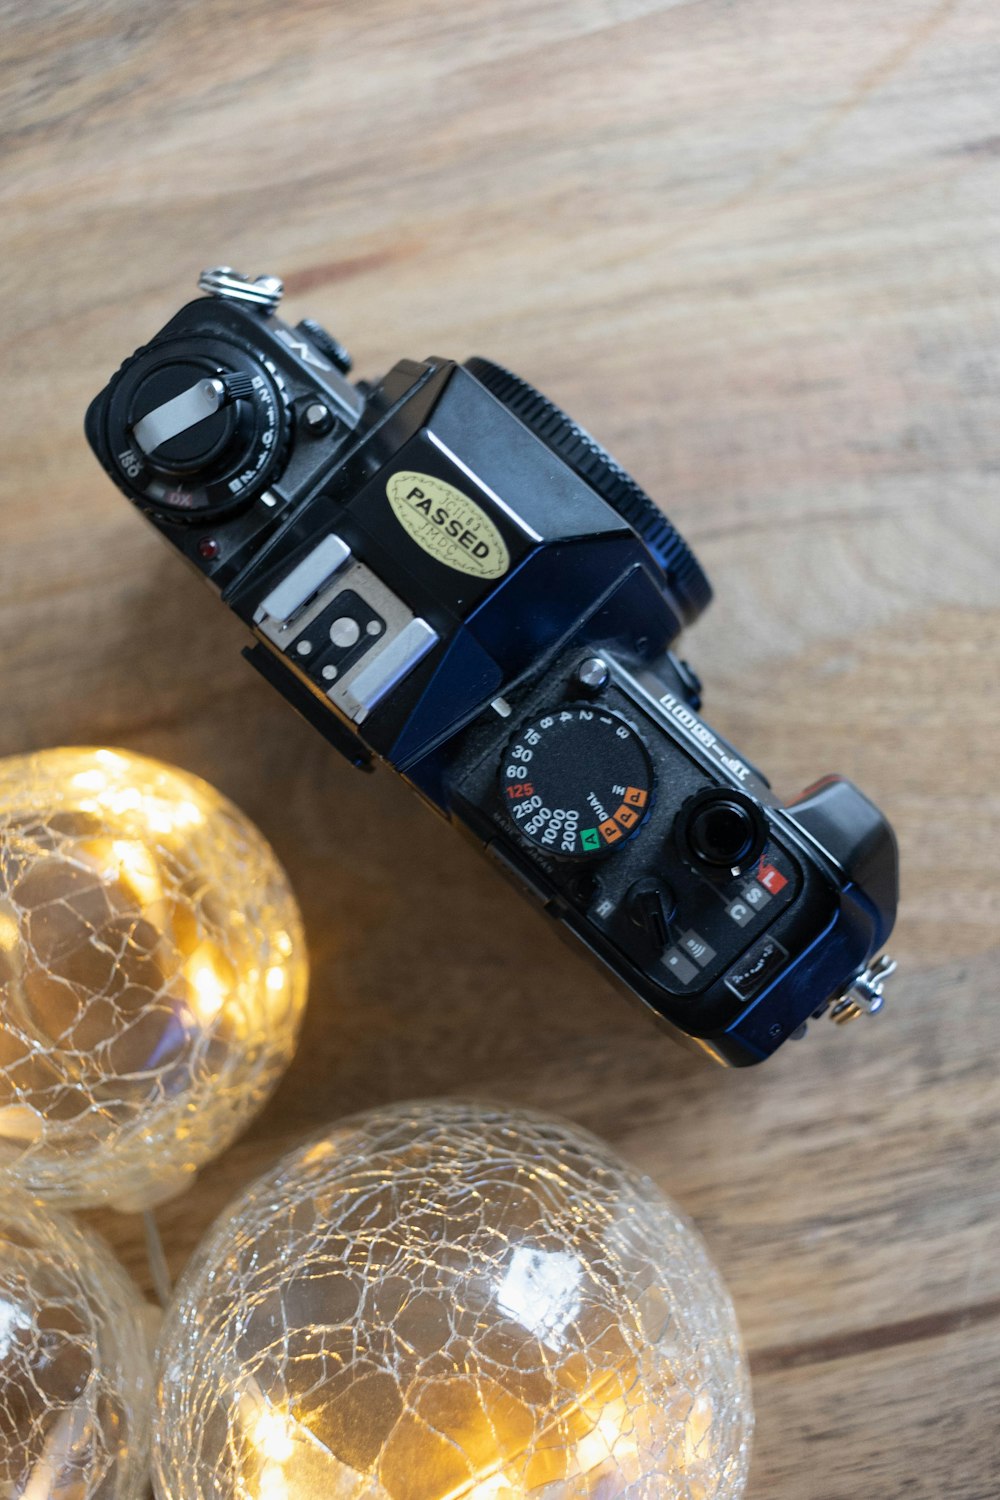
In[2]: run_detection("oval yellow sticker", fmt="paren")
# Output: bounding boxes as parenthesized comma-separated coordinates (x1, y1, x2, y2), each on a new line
(385, 471, 510, 580)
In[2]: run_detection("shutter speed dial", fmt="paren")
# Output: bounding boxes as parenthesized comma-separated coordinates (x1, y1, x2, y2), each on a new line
(500, 705, 654, 860)
(101, 334, 290, 521)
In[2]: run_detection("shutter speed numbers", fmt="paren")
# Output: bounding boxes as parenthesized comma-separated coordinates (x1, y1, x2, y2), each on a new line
(500, 705, 655, 860)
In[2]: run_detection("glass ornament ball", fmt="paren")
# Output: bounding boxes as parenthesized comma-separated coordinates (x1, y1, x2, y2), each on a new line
(0, 747, 308, 1211)
(154, 1100, 752, 1500)
(0, 1187, 155, 1500)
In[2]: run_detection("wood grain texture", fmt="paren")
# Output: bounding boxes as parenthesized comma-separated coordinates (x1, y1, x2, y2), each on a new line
(2, 1, 999, 1494)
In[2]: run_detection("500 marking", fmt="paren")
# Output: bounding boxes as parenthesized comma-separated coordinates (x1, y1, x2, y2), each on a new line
(508, 793, 579, 853)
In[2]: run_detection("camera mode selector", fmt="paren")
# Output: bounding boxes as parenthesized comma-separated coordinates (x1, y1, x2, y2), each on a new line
(500, 706, 654, 860)
(677, 787, 768, 877)
(624, 878, 677, 950)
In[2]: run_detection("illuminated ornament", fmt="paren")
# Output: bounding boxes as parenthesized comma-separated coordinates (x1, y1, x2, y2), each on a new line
(0, 747, 308, 1211)
(154, 1100, 752, 1499)
(0, 1187, 155, 1499)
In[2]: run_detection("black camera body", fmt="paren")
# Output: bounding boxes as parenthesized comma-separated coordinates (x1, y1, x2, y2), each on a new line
(85, 268, 898, 1066)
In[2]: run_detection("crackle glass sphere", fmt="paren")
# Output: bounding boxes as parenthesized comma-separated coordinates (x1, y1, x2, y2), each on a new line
(0, 1188, 155, 1499)
(0, 747, 308, 1211)
(155, 1100, 751, 1500)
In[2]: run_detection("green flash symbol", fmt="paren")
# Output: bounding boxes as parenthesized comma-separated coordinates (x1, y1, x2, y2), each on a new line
(581, 828, 600, 851)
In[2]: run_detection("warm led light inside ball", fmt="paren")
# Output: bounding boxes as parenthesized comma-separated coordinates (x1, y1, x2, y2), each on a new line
(0, 747, 308, 1210)
(153, 1101, 752, 1499)
(0, 1189, 155, 1500)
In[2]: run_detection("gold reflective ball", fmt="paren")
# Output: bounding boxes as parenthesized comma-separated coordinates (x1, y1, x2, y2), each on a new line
(0, 747, 308, 1210)
(154, 1100, 752, 1499)
(0, 1188, 155, 1499)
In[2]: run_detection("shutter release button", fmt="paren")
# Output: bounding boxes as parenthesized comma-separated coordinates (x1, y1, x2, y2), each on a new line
(679, 788, 768, 876)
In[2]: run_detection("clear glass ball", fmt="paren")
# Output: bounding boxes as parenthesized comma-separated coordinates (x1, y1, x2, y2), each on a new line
(0, 1187, 155, 1499)
(0, 747, 308, 1211)
(155, 1100, 752, 1499)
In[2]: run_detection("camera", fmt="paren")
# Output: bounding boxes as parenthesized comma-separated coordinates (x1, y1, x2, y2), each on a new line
(85, 267, 898, 1066)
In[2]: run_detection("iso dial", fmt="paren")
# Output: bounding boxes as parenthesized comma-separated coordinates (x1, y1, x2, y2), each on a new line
(102, 334, 289, 521)
(500, 705, 654, 860)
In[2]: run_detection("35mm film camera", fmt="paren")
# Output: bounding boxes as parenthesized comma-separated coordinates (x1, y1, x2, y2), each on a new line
(85, 268, 898, 1066)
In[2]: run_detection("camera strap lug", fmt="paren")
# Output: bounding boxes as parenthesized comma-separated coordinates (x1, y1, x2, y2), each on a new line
(829, 953, 897, 1024)
(198, 266, 284, 313)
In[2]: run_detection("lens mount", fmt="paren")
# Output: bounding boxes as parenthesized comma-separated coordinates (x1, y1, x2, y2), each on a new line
(465, 357, 711, 627)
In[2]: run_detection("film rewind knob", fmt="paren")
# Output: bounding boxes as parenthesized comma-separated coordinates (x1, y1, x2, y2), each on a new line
(131, 373, 256, 457)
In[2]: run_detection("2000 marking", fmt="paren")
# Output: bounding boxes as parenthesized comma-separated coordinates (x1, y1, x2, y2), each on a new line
(509, 794, 579, 853)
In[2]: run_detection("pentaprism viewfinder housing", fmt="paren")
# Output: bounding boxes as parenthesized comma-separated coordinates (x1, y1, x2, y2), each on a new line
(85, 267, 899, 1066)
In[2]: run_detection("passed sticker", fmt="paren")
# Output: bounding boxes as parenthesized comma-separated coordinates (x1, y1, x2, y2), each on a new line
(385, 471, 510, 580)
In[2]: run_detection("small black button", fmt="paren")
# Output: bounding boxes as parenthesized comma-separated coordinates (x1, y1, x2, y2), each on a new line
(724, 935, 788, 1002)
(566, 870, 601, 909)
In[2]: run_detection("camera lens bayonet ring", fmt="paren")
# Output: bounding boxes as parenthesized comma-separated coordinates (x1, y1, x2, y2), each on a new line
(464, 356, 712, 627)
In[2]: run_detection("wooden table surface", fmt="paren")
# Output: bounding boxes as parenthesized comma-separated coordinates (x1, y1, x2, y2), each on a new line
(2, 2, 999, 1495)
